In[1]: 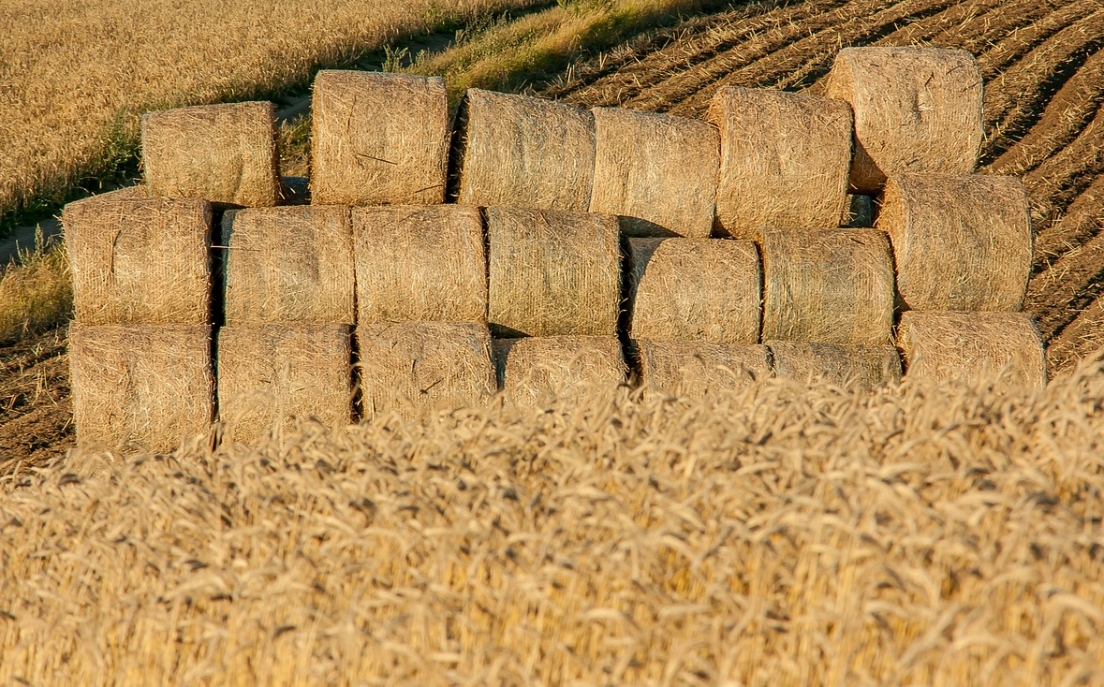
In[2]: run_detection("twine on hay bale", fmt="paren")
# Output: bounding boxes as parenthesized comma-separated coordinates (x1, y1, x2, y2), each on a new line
(627, 237, 760, 343)
(760, 228, 894, 345)
(354, 205, 486, 325)
(767, 340, 902, 390)
(310, 70, 449, 206)
(706, 86, 851, 238)
(487, 206, 620, 338)
(495, 336, 625, 408)
(877, 173, 1032, 312)
(897, 311, 1046, 391)
(357, 322, 497, 417)
(68, 323, 213, 452)
(217, 324, 352, 442)
(451, 89, 596, 211)
(141, 101, 280, 207)
(64, 196, 212, 325)
(825, 46, 984, 193)
(589, 107, 719, 238)
(635, 340, 770, 399)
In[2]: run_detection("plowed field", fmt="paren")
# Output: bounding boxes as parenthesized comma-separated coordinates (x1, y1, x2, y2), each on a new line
(3, 0, 1103, 463)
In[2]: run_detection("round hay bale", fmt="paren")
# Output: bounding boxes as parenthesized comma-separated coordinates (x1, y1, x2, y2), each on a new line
(706, 86, 851, 238)
(452, 89, 596, 211)
(353, 205, 486, 325)
(64, 196, 212, 325)
(68, 323, 214, 452)
(825, 47, 984, 193)
(628, 237, 760, 343)
(636, 340, 770, 399)
(487, 206, 620, 337)
(310, 70, 449, 206)
(767, 340, 902, 390)
(589, 107, 719, 238)
(217, 324, 352, 442)
(897, 311, 1046, 391)
(141, 101, 280, 207)
(495, 336, 625, 408)
(357, 322, 496, 418)
(222, 206, 354, 325)
(877, 173, 1032, 312)
(760, 228, 894, 345)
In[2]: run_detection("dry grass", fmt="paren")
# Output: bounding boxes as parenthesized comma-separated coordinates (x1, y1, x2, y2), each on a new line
(2, 353, 1102, 685)
(0, 238, 73, 344)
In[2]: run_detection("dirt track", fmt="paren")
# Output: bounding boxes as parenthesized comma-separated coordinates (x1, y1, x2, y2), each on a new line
(3, 0, 1103, 463)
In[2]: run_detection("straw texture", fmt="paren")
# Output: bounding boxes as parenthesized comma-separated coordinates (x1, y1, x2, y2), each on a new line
(589, 107, 719, 238)
(706, 86, 851, 238)
(141, 101, 279, 207)
(768, 340, 902, 390)
(222, 206, 354, 324)
(64, 196, 212, 325)
(453, 89, 595, 211)
(898, 311, 1047, 391)
(354, 205, 486, 325)
(68, 323, 213, 452)
(878, 173, 1032, 312)
(311, 70, 449, 206)
(487, 206, 620, 337)
(825, 47, 984, 193)
(628, 237, 760, 343)
(636, 340, 770, 398)
(357, 322, 496, 417)
(760, 228, 894, 345)
(217, 324, 352, 442)
(495, 336, 625, 408)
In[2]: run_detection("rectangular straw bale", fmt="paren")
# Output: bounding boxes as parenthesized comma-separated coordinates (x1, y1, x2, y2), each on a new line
(767, 340, 902, 390)
(628, 237, 760, 343)
(760, 228, 894, 345)
(217, 324, 352, 442)
(487, 206, 620, 337)
(64, 196, 212, 325)
(589, 108, 719, 238)
(354, 205, 486, 325)
(877, 173, 1032, 312)
(69, 323, 213, 452)
(897, 311, 1046, 391)
(311, 70, 449, 206)
(222, 206, 353, 324)
(825, 47, 984, 193)
(141, 101, 280, 207)
(495, 336, 625, 408)
(636, 340, 770, 399)
(453, 89, 595, 211)
(706, 86, 851, 238)
(357, 322, 496, 418)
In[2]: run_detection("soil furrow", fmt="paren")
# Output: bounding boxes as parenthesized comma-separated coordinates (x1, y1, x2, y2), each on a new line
(976, 0, 1101, 78)
(1045, 291, 1104, 373)
(1032, 173, 1104, 268)
(928, 0, 1071, 56)
(1020, 106, 1104, 235)
(870, 0, 1015, 48)
(1026, 229, 1104, 341)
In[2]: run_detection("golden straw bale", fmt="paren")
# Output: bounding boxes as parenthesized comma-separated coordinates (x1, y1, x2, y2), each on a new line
(589, 107, 719, 238)
(636, 340, 770, 398)
(310, 70, 449, 206)
(217, 324, 352, 442)
(767, 340, 902, 390)
(825, 47, 984, 193)
(141, 101, 280, 207)
(495, 336, 625, 408)
(64, 196, 212, 325)
(453, 89, 596, 211)
(68, 323, 213, 452)
(898, 311, 1046, 391)
(760, 228, 894, 345)
(222, 206, 353, 324)
(628, 237, 760, 343)
(706, 86, 851, 238)
(487, 206, 620, 337)
(353, 205, 486, 325)
(357, 322, 496, 417)
(877, 173, 1032, 312)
